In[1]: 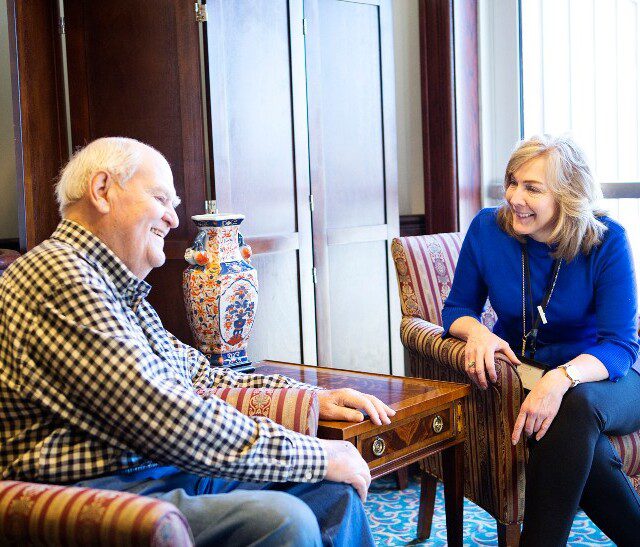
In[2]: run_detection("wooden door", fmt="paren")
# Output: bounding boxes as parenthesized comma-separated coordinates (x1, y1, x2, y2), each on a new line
(205, 0, 317, 365)
(63, 0, 207, 343)
(305, 0, 402, 374)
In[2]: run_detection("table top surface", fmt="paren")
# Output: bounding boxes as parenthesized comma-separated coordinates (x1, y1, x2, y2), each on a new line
(255, 360, 470, 439)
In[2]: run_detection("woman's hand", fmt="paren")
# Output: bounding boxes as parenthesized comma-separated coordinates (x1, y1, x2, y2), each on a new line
(463, 322, 521, 389)
(511, 368, 572, 444)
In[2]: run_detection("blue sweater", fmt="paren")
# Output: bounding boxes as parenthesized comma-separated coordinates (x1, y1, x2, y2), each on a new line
(442, 208, 639, 380)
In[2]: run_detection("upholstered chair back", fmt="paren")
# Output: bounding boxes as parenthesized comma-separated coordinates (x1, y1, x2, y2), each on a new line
(392, 233, 497, 330)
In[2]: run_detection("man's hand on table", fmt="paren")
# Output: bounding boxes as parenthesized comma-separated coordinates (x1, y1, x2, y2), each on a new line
(317, 388, 396, 426)
(319, 439, 371, 502)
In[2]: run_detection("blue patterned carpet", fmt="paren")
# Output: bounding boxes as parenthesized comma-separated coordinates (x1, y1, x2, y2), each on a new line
(364, 474, 614, 546)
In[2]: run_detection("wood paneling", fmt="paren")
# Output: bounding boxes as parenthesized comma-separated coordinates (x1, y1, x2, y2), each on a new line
(419, 0, 457, 234)
(418, 0, 481, 234)
(306, 0, 402, 374)
(64, 0, 207, 343)
(7, 0, 68, 250)
(205, 0, 316, 364)
(400, 214, 427, 237)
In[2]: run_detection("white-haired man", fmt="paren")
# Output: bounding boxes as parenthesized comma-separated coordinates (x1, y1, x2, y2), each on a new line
(0, 137, 395, 546)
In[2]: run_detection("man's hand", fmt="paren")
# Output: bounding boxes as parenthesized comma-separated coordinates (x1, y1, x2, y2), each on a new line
(317, 388, 396, 426)
(511, 368, 571, 444)
(319, 439, 371, 502)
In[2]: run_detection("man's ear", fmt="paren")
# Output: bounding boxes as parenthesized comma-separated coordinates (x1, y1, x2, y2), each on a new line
(87, 171, 113, 214)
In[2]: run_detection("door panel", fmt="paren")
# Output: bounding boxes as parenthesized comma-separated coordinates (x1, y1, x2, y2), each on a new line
(306, 0, 402, 374)
(317, 0, 386, 229)
(246, 252, 303, 363)
(206, 0, 317, 364)
(328, 241, 390, 372)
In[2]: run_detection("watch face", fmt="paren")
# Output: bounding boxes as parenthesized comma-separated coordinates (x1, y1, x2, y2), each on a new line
(565, 365, 580, 385)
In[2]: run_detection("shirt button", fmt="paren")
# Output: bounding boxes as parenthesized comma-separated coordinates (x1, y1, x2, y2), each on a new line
(304, 471, 313, 480)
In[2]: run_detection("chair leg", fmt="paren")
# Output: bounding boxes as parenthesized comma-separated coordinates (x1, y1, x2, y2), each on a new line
(417, 472, 437, 540)
(497, 521, 521, 547)
(395, 466, 409, 490)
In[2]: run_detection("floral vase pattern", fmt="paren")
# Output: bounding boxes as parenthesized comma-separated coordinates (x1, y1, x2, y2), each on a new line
(183, 213, 258, 368)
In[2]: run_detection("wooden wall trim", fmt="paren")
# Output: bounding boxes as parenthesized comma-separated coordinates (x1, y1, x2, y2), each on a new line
(419, 0, 457, 234)
(399, 214, 426, 237)
(7, 0, 67, 250)
(0, 238, 20, 251)
(419, 0, 481, 235)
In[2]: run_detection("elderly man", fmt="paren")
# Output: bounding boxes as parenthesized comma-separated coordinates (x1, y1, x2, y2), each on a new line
(0, 137, 395, 546)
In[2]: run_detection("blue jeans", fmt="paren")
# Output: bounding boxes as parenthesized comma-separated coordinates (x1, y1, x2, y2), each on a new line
(521, 370, 640, 547)
(75, 468, 374, 547)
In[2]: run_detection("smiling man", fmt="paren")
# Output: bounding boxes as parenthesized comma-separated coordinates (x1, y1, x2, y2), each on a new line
(0, 137, 395, 546)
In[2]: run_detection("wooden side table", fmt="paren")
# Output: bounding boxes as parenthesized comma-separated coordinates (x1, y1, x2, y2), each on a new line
(255, 360, 470, 546)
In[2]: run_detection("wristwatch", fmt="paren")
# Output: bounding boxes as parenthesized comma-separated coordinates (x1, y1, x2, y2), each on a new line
(558, 364, 581, 388)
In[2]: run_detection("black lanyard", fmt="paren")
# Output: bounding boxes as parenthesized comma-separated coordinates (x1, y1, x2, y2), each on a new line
(521, 243, 562, 358)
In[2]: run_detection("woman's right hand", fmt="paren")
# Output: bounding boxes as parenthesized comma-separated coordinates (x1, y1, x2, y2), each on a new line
(463, 322, 520, 389)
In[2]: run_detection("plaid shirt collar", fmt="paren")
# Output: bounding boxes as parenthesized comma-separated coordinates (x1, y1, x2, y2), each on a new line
(52, 219, 151, 308)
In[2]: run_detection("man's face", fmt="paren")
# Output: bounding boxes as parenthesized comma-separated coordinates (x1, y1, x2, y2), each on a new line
(106, 150, 180, 279)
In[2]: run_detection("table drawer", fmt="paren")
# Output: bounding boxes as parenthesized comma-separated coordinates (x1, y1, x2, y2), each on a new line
(360, 404, 454, 464)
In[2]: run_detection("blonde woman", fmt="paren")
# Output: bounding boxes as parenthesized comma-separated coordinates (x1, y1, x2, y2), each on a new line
(442, 135, 640, 546)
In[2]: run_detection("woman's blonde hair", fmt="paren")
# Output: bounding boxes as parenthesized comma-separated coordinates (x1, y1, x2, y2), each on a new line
(496, 134, 607, 261)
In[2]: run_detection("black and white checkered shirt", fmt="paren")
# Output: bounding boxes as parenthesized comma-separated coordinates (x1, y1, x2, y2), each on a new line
(0, 220, 327, 484)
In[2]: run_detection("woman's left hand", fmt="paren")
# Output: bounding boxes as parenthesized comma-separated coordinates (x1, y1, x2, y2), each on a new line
(511, 369, 572, 444)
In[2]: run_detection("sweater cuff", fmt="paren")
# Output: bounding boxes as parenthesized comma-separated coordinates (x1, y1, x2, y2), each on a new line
(442, 307, 481, 338)
(583, 344, 633, 382)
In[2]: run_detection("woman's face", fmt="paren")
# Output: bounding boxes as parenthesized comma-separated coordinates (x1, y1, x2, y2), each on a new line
(505, 156, 558, 243)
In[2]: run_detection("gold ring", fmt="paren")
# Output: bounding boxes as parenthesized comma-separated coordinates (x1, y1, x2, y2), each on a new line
(467, 360, 476, 370)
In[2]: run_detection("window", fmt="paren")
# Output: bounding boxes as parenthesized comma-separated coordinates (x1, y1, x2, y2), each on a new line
(521, 0, 640, 184)
(481, 0, 640, 292)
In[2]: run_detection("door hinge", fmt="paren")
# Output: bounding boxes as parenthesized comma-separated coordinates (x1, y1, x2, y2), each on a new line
(312, 267, 318, 284)
(195, 2, 208, 23)
(309, 194, 315, 212)
(58, 16, 65, 35)
(302, 18, 308, 36)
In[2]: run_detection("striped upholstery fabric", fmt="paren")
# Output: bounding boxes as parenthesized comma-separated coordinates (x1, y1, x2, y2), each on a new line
(197, 387, 320, 436)
(0, 481, 193, 546)
(392, 234, 640, 529)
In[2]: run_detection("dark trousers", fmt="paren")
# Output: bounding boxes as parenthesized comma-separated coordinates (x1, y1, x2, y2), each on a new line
(75, 468, 375, 547)
(521, 370, 640, 547)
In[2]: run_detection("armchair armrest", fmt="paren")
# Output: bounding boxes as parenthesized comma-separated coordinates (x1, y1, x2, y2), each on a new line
(400, 315, 527, 524)
(400, 316, 523, 388)
(0, 480, 193, 546)
(196, 387, 320, 436)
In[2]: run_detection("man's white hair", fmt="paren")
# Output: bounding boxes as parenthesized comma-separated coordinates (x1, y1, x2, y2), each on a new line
(56, 137, 161, 215)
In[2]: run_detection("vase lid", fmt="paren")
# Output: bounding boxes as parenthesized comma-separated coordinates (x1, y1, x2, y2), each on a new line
(191, 213, 245, 227)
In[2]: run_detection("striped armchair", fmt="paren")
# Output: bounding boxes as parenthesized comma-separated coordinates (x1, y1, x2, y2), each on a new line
(392, 233, 640, 546)
(0, 388, 319, 546)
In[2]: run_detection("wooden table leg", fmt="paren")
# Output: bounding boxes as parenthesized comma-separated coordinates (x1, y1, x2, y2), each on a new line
(442, 441, 464, 547)
(417, 471, 437, 540)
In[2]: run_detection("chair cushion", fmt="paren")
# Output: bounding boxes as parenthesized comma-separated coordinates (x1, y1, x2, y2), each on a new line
(196, 387, 320, 436)
(609, 431, 640, 492)
(0, 481, 193, 546)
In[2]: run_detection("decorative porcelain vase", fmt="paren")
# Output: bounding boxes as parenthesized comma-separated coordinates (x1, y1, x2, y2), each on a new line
(183, 213, 258, 370)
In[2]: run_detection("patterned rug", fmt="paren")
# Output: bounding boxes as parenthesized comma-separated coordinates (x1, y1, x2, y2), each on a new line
(364, 474, 614, 546)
